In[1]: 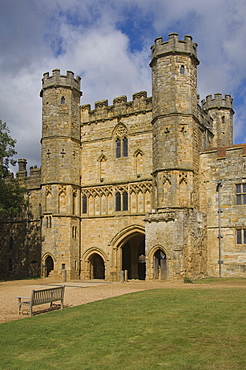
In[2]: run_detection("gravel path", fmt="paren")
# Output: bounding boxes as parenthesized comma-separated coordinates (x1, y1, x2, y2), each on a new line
(1, 277, 245, 324)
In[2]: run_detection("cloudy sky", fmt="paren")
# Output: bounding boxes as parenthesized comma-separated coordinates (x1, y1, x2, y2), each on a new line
(1, 0, 246, 173)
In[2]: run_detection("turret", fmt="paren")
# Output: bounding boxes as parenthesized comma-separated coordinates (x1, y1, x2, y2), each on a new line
(202, 93, 234, 147)
(150, 33, 200, 209)
(16, 159, 27, 178)
(40, 69, 82, 280)
(40, 69, 82, 185)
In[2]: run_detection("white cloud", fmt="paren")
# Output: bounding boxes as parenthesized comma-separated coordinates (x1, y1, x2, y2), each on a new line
(1, 0, 246, 173)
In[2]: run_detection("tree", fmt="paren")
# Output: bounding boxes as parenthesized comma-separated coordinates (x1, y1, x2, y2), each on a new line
(0, 120, 26, 218)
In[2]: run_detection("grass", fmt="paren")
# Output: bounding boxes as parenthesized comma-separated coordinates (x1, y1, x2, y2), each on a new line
(193, 277, 246, 285)
(1, 287, 246, 369)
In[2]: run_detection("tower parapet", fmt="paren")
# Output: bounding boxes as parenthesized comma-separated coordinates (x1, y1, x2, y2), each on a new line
(150, 33, 199, 67)
(40, 69, 81, 96)
(201, 94, 233, 112)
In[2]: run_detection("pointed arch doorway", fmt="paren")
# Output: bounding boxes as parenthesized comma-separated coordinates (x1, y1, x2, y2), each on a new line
(45, 255, 54, 277)
(154, 249, 167, 280)
(89, 253, 105, 279)
(122, 233, 146, 280)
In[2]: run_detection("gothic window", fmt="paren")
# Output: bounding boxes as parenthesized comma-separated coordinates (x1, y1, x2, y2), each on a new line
(61, 96, 65, 104)
(115, 191, 128, 211)
(123, 137, 128, 157)
(123, 191, 128, 211)
(114, 123, 128, 158)
(116, 138, 121, 158)
(115, 192, 121, 211)
(82, 195, 87, 214)
(236, 184, 246, 205)
(236, 229, 246, 244)
(180, 65, 185, 74)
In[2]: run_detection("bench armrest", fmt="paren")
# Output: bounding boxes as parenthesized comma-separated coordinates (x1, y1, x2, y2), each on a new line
(17, 296, 30, 299)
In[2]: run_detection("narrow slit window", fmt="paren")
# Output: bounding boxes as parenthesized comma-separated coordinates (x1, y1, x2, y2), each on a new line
(123, 137, 128, 157)
(116, 138, 121, 158)
(82, 195, 87, 214)
(180, 65, 185, 74)
(123, 191, 128, 211)
(115, 192, 121, 211)
(61, 96, 65, 104)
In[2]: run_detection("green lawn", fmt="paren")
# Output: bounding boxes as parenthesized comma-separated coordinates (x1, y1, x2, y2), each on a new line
(1, 287, 246, 369)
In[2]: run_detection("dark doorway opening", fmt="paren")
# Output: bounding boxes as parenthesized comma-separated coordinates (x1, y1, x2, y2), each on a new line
(122, 233, 145, 280)
(89, 253, 105, 279)
(154, 249, 167, 280)
(45, 255, 54, 277)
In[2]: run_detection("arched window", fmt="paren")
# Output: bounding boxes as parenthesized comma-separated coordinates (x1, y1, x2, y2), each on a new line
(116, 138, 121, 158)
(115, 192, 121, 211)
(123, 191, 128, 211)
(180, 65, 185, 74)
(222, 116, 225, 124)
(61, 96, 65, 104)
(123, 137, 128, 157)
(82, 195, 87, 214)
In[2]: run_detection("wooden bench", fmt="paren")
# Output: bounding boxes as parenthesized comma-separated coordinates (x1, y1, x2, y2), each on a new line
(17, 286, 65, 316)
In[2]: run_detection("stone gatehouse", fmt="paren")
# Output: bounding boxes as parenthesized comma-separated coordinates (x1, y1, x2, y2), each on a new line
(2, 33, 246, 281)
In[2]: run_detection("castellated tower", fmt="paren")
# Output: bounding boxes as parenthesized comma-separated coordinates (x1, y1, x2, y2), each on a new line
(201, 93, 234, 147)
(145, 34, 207, 280)
(150, 33, 200, 209)
(40, 69, 82, 279)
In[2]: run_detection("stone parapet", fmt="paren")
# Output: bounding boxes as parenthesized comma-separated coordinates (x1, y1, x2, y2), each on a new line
(201, 94, 233, 111)
(40, 69, 81, 96)
(81, 91, 152, 123)
(150, 33, 199, 66)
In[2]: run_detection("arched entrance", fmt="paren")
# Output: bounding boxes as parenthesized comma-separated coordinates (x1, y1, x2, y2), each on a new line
(122, 233, 146, 280)
(89, 253, 105, 279)
(154, 249, 167, 280)
(45, 255, 54, 277)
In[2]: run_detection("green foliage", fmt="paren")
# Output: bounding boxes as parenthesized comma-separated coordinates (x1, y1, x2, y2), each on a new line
(0, 120, 17, 179)
(0, 178, 26, 218)
(0, 288, 246, 369)
(0, 120, 26, 219)
(184, 276, 193, 283)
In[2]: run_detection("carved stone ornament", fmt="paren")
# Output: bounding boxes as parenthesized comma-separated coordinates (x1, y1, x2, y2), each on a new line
(45, 185, 52, 196)
(163, 172, 171, 185)
(144, 211, 176, 223)
(179, 172, 188, 184)
(115, 123, 127, 137)
(59, 185, 67, 195)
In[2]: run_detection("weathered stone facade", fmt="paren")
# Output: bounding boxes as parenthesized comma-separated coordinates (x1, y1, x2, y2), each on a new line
(2, 33, 246, 281)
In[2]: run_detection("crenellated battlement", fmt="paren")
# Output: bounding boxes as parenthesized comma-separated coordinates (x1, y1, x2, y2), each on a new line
(201, 93, 233, 111)
(81, 91, 152, 123)
(150, 33, 199, 66)
(40, 69, 81, 96)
